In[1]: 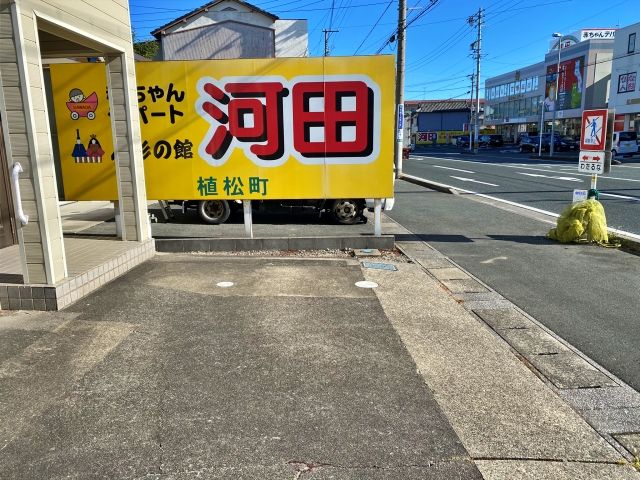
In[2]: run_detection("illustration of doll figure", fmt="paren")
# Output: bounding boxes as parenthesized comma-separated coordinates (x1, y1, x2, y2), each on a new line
(86, 135, 104, 158)
(71, 128, 87, 158)
(69, 88, 85, 103)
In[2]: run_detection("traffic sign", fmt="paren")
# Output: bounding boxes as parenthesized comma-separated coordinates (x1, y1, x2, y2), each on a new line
(578, 150, 605, 174)
(580, 109, 608, 151)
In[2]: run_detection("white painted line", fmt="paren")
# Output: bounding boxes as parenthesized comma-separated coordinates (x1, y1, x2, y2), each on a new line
(403, 174, 640, 241)
(450, 176, 499, 187)
(355, 280, 378, 289)
(600, 192, 640, 201)
(517, 172, 582, 182)
(216, 281, 234, 288)
(416, 156, 640, 182)
(480, 256, 508, 264)
(433, 165, 475, 173)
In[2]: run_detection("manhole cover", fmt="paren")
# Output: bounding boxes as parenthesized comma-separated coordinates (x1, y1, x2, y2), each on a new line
(361, 262, 397, 271)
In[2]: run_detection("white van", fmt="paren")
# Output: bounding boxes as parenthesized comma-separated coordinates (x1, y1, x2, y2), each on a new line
(612, 131, 638, 157)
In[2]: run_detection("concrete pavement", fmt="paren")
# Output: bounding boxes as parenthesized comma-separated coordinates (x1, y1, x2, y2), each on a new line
(1, 247, 639, 478)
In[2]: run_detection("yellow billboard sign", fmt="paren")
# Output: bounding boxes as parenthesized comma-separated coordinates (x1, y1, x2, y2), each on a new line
(49, 56, 395, 201)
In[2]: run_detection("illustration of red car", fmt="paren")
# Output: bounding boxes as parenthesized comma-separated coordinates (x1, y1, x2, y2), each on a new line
(66, 92, 98, 120)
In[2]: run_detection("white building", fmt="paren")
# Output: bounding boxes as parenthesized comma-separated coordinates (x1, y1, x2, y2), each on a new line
(485, 29, 615, 141)
(151, 0, 308, 60)
(609, 22, 640, 133)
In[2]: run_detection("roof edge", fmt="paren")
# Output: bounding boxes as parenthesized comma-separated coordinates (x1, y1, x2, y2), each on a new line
(151, 0, 279, 38)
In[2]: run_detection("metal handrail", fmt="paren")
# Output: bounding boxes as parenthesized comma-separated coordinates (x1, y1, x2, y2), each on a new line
(11, 162, 28, 225)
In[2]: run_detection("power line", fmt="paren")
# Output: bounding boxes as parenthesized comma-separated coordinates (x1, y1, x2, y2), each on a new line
(353, 1, 393, 55)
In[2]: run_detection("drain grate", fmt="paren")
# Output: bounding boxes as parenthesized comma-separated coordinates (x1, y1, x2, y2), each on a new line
(361, 262, 397, 271)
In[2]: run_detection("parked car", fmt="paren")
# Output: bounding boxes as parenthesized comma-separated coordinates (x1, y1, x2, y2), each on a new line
(455, 135, 470, 148)
(517, 132, 535, 145)
(479, 134, 504, 147)
(537, 133, 572, 152)
(519, 135, 540, 153)
(612, 131, 638, 157)
(561, 135, 579, 150)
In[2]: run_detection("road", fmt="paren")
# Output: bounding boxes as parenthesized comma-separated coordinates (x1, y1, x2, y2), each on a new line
(387, 166, 640, 392)
(404, 147, 640, 236)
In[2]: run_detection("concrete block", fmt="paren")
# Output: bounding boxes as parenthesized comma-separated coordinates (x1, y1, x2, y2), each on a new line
(429, 267, 470, 281)
(259, 237, 289, 251)
(45, 298, 57, 311)
(441, 278, 489, 293)
(497, 328, 572, 355)
(287, 237, 317, 251)
(32, 299, 46, 311)
(524, 352, 618, 389)
(20, 298, 33, 310)
(613, 432, 640, 457)
(234, 238, 263, 251)
(474, 308, 533, 330)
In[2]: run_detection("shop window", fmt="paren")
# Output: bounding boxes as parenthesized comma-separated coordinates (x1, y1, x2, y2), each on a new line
(629, 33, 636, 54)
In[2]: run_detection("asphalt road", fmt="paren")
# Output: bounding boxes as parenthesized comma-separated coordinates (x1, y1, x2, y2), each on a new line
(404, 147, 640, 236)
(387, 178, 640, 392)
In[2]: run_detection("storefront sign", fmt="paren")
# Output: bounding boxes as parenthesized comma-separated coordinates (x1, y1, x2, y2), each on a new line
(618, 72, 637, 93)
(580, 29, 616, 41)
(50, 57, 395, 201)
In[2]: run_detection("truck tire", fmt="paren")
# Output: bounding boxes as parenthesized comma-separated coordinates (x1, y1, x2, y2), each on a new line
(331, 199, 362, 225)
(198, 200, 230, 224)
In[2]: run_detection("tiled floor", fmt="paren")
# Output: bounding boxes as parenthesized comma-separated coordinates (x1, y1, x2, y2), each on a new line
(1, 237, 156, 310)
(0, 238, 140, 280)
(0, 245, 21, 280)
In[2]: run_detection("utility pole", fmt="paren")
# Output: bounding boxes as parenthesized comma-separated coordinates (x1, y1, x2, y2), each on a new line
(323, 29, 338, 56)
(469, 8, 483, 153)
(468, 73, 475, 151)
(394, 0, 406, 178)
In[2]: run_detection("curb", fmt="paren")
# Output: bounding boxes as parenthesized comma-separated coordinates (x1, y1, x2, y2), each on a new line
(155, 235, 396, 253)
(399, 173, 456, 194)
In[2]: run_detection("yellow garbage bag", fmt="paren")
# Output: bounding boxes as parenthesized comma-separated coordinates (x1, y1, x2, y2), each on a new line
(547, 199, 609, 244)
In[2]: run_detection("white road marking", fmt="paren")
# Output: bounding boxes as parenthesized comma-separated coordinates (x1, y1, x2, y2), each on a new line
(450, 176, 499, 186)
(517, 172, 582, 182)
(599, 192, 640, 201)
(433, 165, 475, 173)
(414, 155, 640, 183)
(401, 173, 640, 241)
(481, 256, 508, 264)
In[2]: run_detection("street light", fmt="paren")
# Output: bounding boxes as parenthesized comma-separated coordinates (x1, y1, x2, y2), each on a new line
(550, 32, 563, 157)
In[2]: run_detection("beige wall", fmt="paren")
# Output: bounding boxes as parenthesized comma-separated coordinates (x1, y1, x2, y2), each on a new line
(0, 0, 148, 284)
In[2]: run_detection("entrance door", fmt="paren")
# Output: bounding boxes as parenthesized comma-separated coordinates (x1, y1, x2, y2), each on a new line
(0, 120, 17, 248)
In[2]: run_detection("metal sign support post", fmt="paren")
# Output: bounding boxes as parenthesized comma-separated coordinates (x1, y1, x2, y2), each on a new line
(243, 200, 253, 238)
(538, 98, 544, 156)
(374, 199, 382, 237)
(591, 174, 598, 191)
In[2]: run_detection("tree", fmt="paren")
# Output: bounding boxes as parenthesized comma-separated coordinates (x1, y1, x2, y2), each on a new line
(133, 39, 159, 60)
(132, 30, 159, 60)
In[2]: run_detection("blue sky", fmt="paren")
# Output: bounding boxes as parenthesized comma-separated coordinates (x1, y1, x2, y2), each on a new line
(129, 0, 640, 101)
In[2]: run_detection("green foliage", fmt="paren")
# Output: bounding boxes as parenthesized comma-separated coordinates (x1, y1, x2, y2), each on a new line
(133, 40, 159, 60)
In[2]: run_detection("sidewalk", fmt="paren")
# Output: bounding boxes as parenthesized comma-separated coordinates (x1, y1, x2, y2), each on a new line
(1, 247, 639, 478)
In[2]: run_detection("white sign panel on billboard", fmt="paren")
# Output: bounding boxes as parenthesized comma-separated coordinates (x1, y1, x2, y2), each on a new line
(580, 29, 616, 41)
